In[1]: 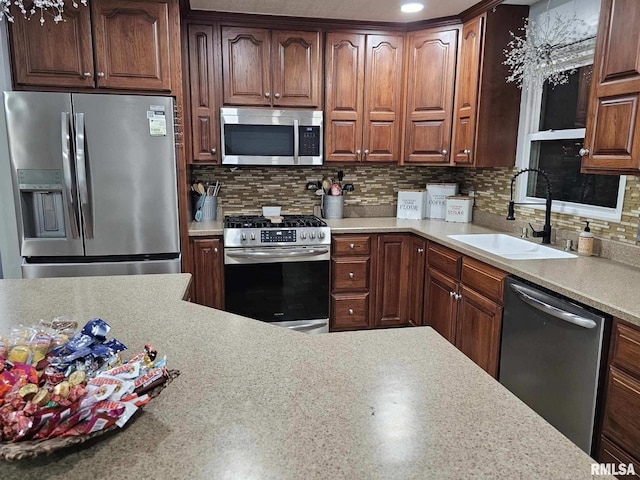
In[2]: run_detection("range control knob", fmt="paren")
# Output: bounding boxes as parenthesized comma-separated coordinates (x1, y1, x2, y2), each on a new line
(318, 231, 325, 239)
(310, 232, 316, 239)
(250, 233, 256, 240)
(300, 232, 307, 239)
(241, 233, 247, 241)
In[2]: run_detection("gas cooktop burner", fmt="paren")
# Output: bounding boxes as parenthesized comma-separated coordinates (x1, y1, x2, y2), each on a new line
(224, 215, 327, 229)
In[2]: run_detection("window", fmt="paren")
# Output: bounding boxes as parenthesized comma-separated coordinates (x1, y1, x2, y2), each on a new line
(515, 49, 626, 222)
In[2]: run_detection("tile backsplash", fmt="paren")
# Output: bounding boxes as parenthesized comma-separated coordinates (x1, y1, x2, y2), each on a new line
(191, 165, 459, 215)
(191, 164, 640, 245)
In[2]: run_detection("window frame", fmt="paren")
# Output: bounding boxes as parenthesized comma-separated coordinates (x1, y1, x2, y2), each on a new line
(514, 40, 626, 222)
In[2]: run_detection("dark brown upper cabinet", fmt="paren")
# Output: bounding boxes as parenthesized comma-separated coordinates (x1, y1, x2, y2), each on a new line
(404, 27, 459, 165)
(451, 5, 528, 168)
(581, 0, 640, 175)
(325, 32, 404, 163)
(221, 27, 321, 108)
(9, 0, 175, 92)
(188, 24, 220, 163)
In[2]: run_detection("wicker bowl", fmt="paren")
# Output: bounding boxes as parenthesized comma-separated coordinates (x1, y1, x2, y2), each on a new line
(0, 369, 180, 462)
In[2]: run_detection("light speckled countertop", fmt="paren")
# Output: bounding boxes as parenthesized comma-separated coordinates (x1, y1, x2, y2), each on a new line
(0, 274, 608, 479)
(190, 217, 640, 327)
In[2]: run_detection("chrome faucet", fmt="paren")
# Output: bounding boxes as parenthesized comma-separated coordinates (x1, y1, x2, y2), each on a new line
(507, 168, 552, 245)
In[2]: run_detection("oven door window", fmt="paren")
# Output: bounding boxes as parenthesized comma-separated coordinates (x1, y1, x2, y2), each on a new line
(225, 260, 329, 322)
(224, 124, 294, 156)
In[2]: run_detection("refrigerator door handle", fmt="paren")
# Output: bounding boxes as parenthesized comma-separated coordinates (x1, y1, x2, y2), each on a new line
(61, 112, 79, 239)
(74, 112, 94, 239)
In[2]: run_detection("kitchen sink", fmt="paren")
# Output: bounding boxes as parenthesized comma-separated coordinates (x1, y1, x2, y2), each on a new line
(446, 234, 577, 260)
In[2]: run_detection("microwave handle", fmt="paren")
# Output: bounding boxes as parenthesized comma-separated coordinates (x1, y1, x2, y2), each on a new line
(293, 119, 299, 165)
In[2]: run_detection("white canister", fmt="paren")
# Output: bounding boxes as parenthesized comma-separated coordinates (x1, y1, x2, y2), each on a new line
(445, 196, 473, 223)
(426, 183, 459, 219)
(396, 190, 427, 219)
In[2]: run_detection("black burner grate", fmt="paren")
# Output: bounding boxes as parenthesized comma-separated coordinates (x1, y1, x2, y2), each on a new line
(224, 215, 327, 229)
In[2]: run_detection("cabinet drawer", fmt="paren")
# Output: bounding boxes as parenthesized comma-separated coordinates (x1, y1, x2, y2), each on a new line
(331, 293, 369, 330)
(598, 436, 640, 478)
(333, 235, 371, 256)
(602, 367, 640, 459)
(612, 322, 640, 378)
(332, 258, 369, 291)
(461, 257, 508, 304)
(428, 243, 461, 279)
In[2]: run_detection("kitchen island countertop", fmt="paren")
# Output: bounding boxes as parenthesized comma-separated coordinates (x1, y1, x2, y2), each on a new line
(0, 274, 607, 479)
(190, 217, 640, 327)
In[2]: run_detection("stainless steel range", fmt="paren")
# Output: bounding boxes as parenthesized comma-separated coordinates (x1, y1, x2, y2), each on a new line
(223, 215, 330, 334)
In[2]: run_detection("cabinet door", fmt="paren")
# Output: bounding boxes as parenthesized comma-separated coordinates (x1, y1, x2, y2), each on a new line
(602, 366, 640, 460)
(188, 24, 219, 163)
(373, 234, 410, 327)
(455, 285, 502, 377)
(597, 436, 640, 478)
(424, 268, 458, 343)
(272, 30, 321, 107)
(221, 27, 271, 106)
(581, 0, 640, 174)
(408, 236, 426, 327)
(10, 7, 94, 88)
(451, 15, 484, 166)
(92, 0, 171, 91)
(404, 28, 458, 164)
(363, 34, 405, 163)
(193, 238, 224, 309)
(325, 32, 366, 162)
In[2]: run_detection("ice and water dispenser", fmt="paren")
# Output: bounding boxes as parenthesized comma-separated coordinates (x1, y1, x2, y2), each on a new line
(17, 169, 66, 239)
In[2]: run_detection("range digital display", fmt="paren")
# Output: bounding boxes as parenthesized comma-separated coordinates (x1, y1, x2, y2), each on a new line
(260, 229, 296, 243)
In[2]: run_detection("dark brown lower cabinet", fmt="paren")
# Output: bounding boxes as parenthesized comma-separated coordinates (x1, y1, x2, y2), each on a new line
(598, 320, 640, 472)
(373, 234, 411, 328)
(191, 237, 224, 309)
(424, 268, 457, 342)
(454, 285, 502, 377)
(408, 236, 426, 326)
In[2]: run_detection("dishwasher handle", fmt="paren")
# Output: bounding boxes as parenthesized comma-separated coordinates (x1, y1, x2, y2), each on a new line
(509, 283, 597, 329)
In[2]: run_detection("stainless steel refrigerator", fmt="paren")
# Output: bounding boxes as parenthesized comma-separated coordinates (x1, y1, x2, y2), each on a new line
(4, 92, 181, 278)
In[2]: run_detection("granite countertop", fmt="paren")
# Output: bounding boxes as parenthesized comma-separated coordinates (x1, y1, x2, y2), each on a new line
(189, 217, 640, 327)
(0, 274, 607, 479)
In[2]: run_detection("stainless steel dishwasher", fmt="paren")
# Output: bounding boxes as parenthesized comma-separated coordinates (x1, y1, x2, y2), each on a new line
(499, 277, 608, 455)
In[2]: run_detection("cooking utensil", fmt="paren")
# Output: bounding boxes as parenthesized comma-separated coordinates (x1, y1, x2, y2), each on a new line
(194, 193, 206, 221)
(330, 183, 342, 196)
(306, 181, 319, 191)
(343, 183, 355, 193)
(321, 177, 331, 194)
(337, 170, 344, 187)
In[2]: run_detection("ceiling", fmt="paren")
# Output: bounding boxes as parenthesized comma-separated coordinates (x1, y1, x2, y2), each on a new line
(188, 0, 537, 23)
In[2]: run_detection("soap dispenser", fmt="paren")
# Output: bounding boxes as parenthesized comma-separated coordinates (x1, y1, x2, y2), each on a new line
(578, 221, 594, 256)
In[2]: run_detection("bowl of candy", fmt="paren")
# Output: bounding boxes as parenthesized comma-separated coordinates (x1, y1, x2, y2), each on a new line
(0, 317, 179, 461)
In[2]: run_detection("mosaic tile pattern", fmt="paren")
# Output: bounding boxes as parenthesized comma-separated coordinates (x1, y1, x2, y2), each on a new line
(191, 164, 640, 244)
(191, 165, 458, 215)
(458, 168, 640, 245)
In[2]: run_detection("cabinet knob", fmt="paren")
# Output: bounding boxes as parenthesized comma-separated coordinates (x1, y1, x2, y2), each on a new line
(417, 248, 424, 253)
(579, 148, 590, 156)
(210, 148, 216, 155)
(348, 309, 354, 315)
(264, 92, 270, 98)
(83, 72, 92, 77)
(449, 291, 455, 297)
(349, 243, 355, 249)
(97, 72, 105, 78)
(364, 149, 369, 158)
(463, 149, 471, 155)
(355, 149, 361, 161)
(441, 149, 448, 156)
(274, 93, 280, 98)
(214, 247, 218, 253)
(349, 272, 354, 279)
(454, 293, 462, 300)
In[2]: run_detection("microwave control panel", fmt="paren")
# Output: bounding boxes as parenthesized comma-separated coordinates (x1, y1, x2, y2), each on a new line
(298, 126, 321, 156)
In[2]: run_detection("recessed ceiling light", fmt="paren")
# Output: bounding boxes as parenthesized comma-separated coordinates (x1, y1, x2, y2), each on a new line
(401, 2, 424, 13)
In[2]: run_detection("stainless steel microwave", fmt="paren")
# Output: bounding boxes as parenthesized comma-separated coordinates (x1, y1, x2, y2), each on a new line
(220, 108, 323, 166)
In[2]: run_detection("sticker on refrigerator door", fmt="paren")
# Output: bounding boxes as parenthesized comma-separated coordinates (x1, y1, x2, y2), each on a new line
(150, 105, 165, 112)
(148, 112, 166, 137)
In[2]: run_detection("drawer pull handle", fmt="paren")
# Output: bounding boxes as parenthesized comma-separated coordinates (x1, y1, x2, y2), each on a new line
(417, 248, 424, 253)
(349, 243, 355, 249)
(349, 272, 354, 279)
(348, 309, 354, 315)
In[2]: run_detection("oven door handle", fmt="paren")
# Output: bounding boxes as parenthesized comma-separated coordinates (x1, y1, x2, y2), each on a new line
(226, 248, 329, 259)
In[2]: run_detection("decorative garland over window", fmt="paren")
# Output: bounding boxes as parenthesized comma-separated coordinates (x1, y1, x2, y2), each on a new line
(1, 0, 87, 25)
(503, 0, 596, 89)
